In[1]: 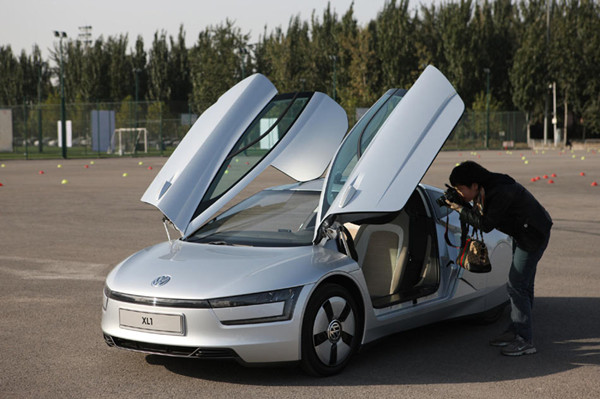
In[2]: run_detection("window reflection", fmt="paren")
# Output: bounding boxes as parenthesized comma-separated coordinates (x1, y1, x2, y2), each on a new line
(203, 94, 311, 203)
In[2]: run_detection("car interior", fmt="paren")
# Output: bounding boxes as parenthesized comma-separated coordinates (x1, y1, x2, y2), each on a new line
(344, 188, 440, 308)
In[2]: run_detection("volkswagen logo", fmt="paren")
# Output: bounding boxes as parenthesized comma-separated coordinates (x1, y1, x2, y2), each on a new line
(327, 320, 342, 343)
(151, 275, 171, 287)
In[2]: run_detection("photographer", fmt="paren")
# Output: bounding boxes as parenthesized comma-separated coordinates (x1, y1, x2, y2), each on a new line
(445, 161, 552, 356)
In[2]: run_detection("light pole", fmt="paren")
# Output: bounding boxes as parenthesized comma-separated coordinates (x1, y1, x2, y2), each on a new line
(484, 68, 490, 149)
(54, 30, 67, 159)
(133, 68, 141, 155)
(329, 55, 337, 101)
(552, 81, 557, 146)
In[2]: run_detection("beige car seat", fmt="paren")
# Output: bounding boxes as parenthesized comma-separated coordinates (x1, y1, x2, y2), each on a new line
(354, 212, 410, 298)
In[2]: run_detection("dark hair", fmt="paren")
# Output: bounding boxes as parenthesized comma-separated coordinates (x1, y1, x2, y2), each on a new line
(449, 161, 493, 187)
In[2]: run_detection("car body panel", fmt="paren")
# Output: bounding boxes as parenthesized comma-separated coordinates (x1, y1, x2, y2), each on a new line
(141, 74, 347, 237)
(102, 67, 513, 369)
(105, 240, 354, 301)
(319, 66, 465, 226)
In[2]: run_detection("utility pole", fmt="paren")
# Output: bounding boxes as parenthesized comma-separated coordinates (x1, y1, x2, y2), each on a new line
(484, 68, 490, 149)
(54, 30, 67, 159)
(552, 81, 557, 146)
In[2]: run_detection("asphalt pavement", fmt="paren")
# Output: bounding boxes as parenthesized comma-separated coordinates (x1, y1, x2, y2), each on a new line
(0, 149, 598, 398)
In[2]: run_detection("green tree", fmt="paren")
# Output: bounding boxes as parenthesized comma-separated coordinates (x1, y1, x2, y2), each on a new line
(259, 16, 313, 92)
(472, 0, 518, 109)
(0, 46, 23, 105)
(148, 31, 171, 102)
(375, 0, 417, 89)
(131, 35, 148, 103)
(106, 35, 131, 102)
(509, 0, 548, 123)
(436, 0, 479, 106)
(189, 20, 250, 113)
(309, 4, 341, 96)
(169, 25, 191, 106)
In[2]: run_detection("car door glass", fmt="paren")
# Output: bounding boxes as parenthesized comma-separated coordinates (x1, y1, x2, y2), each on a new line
(322, 89, 406, 216)
(202, 93, 311, 203)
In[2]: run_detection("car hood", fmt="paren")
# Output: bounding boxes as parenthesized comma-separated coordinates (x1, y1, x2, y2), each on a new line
(105, 240, 350, 300)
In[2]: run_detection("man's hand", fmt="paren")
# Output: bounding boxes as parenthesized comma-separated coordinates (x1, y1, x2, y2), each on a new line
(445, 199, 463, 213)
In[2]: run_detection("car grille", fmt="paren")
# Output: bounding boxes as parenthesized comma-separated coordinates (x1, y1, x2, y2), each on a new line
(104, 334, 238, 359)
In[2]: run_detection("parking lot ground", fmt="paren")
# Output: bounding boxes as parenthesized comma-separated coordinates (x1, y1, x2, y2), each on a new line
(0, 149, 599, 398)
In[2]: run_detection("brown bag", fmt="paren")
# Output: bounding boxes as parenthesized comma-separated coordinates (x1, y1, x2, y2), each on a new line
(456, 231, 491, 273)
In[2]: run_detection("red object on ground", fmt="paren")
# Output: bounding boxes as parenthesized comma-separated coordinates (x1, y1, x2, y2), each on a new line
(84, 165, 89, 168)
(551, 173, 557, 177)
(39, 170, 44, 174)
(147, 166, 153, 170)
(548, 180, 554, 184)
(535, 176, 541, 181)
(531, 177, 536, 182)
(580, 172, 586, 176)
(0, 182, 3, 186)
(592, 182, 598, 187)
(543, 174, 549, 179)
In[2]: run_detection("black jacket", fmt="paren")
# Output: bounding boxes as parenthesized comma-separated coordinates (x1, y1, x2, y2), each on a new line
(459, 173, 552, 252)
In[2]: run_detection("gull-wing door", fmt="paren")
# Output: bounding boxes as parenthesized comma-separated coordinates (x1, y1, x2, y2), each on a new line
(317, 66, 464, 236)
(142, 73, 348, 238)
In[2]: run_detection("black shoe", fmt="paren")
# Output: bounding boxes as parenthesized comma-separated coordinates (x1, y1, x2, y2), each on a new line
(501, 336, 537, 356)
(489, 331, 516, 347)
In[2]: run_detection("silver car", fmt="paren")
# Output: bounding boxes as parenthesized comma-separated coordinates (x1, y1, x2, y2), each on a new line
(101, 66, 512, 376)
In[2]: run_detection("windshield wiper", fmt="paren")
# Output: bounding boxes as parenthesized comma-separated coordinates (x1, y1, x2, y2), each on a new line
(207, 240, 233, 246)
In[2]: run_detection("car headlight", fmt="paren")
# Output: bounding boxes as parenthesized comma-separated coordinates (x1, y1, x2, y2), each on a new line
(209, 286, 303, 325)
(102, 285, 109, 310)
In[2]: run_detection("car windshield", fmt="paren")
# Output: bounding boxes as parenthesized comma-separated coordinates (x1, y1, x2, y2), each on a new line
(188, 188, 320, 247)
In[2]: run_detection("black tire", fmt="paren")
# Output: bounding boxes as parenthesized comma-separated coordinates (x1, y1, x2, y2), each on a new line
(300, 283, 362, 377)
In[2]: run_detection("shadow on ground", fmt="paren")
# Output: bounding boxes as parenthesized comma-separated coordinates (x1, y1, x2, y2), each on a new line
(145, 296, 599, 386)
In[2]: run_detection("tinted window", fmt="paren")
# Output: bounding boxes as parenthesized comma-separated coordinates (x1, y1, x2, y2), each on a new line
(202, 93, 311, 203)
(321, 89, 406, 217)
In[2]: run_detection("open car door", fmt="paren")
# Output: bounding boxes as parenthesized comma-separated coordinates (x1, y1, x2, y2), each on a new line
(142, 73, 348, 237)
(317, 66, 465, 236)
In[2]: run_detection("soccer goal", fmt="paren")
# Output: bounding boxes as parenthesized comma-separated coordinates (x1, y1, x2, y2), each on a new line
(112, 128, 148, 155)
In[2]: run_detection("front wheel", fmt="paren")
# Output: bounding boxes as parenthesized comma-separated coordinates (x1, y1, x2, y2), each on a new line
(300, 283, 362, 376)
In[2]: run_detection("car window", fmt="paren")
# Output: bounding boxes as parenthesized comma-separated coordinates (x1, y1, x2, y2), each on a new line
(321, 89, 406, 218)
(189, 189, 320, 247)
(202, 93, 311, 203)
(423, 187, 452, 220)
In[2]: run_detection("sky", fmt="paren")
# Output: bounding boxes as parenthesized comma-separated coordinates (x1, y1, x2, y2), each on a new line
(1, 0, 438, 61)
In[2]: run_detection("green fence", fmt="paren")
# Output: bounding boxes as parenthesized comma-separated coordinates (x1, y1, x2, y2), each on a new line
(0, 101, 527, 160)
(443, 110, 528, 150)
(1, 101, 193, 160)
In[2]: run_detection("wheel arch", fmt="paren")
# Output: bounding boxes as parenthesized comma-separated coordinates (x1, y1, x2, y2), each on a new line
(306, 273, 367, 344)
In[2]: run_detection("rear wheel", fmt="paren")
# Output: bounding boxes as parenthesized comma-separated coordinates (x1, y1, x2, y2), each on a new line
(301, 283, 362, 376)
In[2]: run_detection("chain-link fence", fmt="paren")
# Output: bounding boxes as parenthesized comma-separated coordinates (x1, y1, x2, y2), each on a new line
(1, 101, 528, 159)
(443, 111, 528, 150)
(1, 101, 195, 159)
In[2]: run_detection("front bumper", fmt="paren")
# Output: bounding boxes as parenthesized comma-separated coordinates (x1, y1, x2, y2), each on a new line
(101, 285, 312, 363)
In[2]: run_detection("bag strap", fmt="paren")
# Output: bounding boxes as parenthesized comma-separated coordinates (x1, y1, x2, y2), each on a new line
(444, 214, 460, 248)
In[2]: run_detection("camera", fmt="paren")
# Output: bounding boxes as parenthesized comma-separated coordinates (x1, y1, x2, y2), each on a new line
(436, 184, 471, 208)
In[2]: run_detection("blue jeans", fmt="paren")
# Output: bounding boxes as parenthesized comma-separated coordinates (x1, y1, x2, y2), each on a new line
(507, 233, 550, 344)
